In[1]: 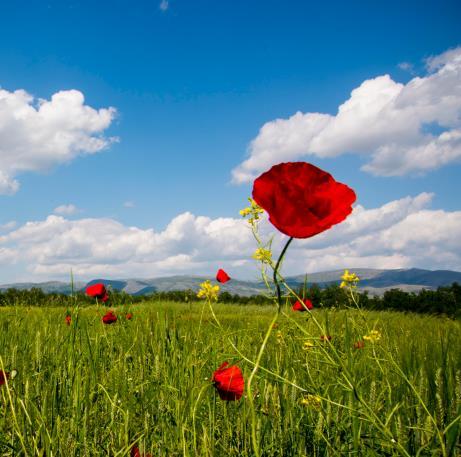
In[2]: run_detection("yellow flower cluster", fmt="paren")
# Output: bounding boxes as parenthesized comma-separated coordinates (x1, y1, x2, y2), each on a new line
(340, 269, 360, 289)
(252, 248, 272, 264)
(239, 198, 264, 226)
(363, 329, 381, 342)
(300, 394, 322, 408)
(197, 280, 220, 302)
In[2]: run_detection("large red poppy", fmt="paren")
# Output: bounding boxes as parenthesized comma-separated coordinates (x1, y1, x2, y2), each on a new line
(212, 362, 245, 401)
(102, 311, 117, 324)
(216, 269, 231, 284)
(292, 298, 313, 312)
(86, 283, 109, 302)
(252, 162, 356, 238)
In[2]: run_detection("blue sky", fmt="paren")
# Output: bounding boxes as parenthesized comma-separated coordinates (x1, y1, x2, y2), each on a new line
(0, 0, 460, 282)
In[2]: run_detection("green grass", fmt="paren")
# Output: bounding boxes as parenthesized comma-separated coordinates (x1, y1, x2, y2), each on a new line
(0, 301, 460, 456)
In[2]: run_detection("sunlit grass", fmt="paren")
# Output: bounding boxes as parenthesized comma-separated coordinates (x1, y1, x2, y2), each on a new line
(0, 302, 460, 455)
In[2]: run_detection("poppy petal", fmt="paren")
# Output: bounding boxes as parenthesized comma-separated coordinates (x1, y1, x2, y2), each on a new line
(292, 298, 313, 311)
(216, 269, 231, 283)
(252, 162, 356, 239)
(212, 362, 244, 401)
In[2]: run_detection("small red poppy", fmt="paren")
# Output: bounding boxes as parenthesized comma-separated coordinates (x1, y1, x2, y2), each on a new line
(252, 162, 356, 239)
(65, 315, 72, 326)
(216, 268, 231, 283)
(131, 446, 152, 457)
(212, 361, 245, 401)
(292, 298, 313, 312)
(354, 341, 365, 349)
(320, 335, 332, 342)
(102, 311, 117, 324)
(126, 313, 133, 320)
(0, 370, 9, 386)
(86, 283, 109, 302)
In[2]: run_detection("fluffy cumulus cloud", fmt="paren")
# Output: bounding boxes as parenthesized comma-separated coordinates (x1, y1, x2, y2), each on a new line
(0, 212, 255, 279)
(0, 87, 117, 194)
(287, 193, 461, 273)
(232, 46, 461, 183)
(0, 193, 460, 281)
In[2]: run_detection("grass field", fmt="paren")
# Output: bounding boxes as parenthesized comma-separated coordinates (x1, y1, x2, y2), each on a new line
(0, 301, 460, 456)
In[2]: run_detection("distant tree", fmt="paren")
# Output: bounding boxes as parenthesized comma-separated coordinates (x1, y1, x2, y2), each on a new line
(1, 282, 460, 318)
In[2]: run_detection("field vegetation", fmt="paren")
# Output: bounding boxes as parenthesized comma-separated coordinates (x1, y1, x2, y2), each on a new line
(1, 280, 460, 318)
(0, 300, 460, 456)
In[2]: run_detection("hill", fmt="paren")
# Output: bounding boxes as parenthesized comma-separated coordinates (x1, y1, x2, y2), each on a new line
(1, 268, 460, 296)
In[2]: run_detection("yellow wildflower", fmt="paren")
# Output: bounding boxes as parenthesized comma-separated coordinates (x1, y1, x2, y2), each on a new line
(240, 198, 264, 226)
(340, 269, 360, 288)
(252, 248, 272, 264)
(363, 329, 381, 342)
(303, 341, 314, 351)
(300, 394, 321, 408)
(197, 280, 220, 301)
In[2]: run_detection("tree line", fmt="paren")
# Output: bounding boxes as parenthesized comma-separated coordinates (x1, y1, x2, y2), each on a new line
(0, 283, 460, 318)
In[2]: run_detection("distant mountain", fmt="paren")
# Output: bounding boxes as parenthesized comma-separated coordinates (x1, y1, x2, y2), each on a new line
(0, 280, 86, 294)
(285, 268, 387, 287)
(285, 268, 461, 295)
(1, 268, 460, 297)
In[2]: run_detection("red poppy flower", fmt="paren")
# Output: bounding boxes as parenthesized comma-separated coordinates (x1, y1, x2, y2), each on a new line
(212, 361, 245, 401)
(216, 268, 231, 284)
(65, 315, 72, 326)
(131, 446, 152, 457)
(126, 313, 133, 320)
(292, 298, 313, 312)
(102, 311, 117, 324)
(0, 370, 9, 386)
(86, 283, 109, 302)
(252, 162, 356, 238)
(354, 341, 365, 349)
(320, 335, 332, 342)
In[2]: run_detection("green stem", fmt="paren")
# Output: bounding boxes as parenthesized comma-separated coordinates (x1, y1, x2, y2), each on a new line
(247, 236, 294, 457)
(273, 237, 293, 309)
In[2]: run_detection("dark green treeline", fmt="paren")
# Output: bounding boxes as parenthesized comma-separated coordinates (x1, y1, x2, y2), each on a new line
(0, 282, 460, 318)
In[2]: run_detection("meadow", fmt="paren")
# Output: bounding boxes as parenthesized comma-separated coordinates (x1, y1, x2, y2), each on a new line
(0, 301, 460, 456)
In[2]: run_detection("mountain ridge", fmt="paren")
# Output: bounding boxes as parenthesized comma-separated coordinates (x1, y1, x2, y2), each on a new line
(1, 268, 460, 296)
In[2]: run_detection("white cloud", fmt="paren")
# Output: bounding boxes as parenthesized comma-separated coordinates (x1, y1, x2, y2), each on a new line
(159, 0, 169, 11)
(232, 46, 461, 183)
(0, 170, 19, 194)
(398, 61, 414, 73)
(53, 204, 80, 215)
(0, 221, 16, 232)
(123, 201, 135, 208)
(0, 87, 117, 195)
(0, 193, 460, 281)
(0, 247, 16, 266)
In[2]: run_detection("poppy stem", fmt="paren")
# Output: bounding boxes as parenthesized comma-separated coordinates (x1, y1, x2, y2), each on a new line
(273, 237, 293, 310)
(247, 236, 294, 457)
